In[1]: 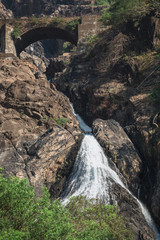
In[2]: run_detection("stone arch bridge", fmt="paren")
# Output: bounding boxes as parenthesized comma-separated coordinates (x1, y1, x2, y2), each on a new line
(0, 15, 101, 57)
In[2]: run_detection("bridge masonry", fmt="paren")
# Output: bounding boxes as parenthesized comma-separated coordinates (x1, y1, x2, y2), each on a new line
(0, 24, 17, 56)
(78, 15, 101, 41)
(0, 15, 103, 57)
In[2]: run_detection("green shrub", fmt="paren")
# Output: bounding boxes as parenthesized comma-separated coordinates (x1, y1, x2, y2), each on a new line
(54, 117, 70, 127)
(87, 35, 98, 45)
(67, 19, 79, 31)
(0, 171, 133, 240)
(0, 172, 73, 240)
(100, 0, 159, 26)
(62, 41, 72, 53)
(95, 0, 111, 6)
(67, 196, 133, 240)
(11, 27, 21, 40)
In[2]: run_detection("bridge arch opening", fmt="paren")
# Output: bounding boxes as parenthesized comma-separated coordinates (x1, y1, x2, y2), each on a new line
(15, 26, 78, 56)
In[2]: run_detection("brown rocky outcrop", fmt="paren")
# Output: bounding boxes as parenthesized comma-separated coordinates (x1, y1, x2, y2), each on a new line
(92, 119, 143, 195)
(113, 183, 155, 240)
(92, 119, 155, 239)
(3, 0, 103, 17)
(0, 2, 13, 18)
(20, 51, 47, 73)
(0, 58, 82, 197)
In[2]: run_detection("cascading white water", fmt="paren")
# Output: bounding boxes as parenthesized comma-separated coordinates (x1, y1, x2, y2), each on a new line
(62, 134, 124, 204)
(62, 106, 160, 240)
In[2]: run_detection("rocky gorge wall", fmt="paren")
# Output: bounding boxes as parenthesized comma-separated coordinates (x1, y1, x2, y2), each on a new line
(2, 0, 102, 17)
(54, 10, 160, 230)
(0, 57, 82, 198)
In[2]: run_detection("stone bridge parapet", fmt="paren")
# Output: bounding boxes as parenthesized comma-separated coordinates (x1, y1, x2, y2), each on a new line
(0, 14, 102, 57)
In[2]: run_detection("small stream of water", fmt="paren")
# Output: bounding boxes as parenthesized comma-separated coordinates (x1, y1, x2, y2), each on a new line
(61, 105, 160, 239)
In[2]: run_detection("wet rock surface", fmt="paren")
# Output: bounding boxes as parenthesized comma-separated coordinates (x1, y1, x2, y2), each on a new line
(92, 119, 156, 239)
(113, 183, 155, 240)
(0, 58, 82, 197)
(92, 119, 143, 195)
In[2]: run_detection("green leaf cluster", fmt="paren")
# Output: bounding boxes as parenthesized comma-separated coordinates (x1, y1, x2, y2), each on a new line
(87, 35, 98, 45)
(94, 0, 111, 6)
(66, 196, 133, 240)
(11, 27, 21, 40)
(62, 41, 72, 53)
(67, 20, 80, 31)
(100, 0, 160, 26)
(42, 116, 70, 127)
(0, 172, 133, 240)
(0, 173, 73, 240)
(54, 117, 70, 127)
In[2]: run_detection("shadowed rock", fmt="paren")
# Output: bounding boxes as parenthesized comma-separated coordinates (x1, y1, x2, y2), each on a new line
(0, 58, 82, 197)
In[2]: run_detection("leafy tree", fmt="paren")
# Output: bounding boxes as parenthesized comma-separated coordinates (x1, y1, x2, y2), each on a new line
(94, 0, 111, 6)
(11, 27, 21, 40)
(0, 170, 133, 239)
(100, 0, 160, 26)
(0, 172, 73, 240)
(66, 196, 133, 240)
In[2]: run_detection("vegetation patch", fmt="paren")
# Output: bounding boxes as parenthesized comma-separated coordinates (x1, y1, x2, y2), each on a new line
(49, 16, 66, 28)
(87, 35, 98, 45)
(0, 169, 133, 240)
(94, 0, 111, 6)
(54, 117, 70, 127)
(67, 19, 80, 31)
(11, 27, 21, 40)
(42, 115, 70, 127)
(62, 41, 73, 53)
(100, 0, 160, 26)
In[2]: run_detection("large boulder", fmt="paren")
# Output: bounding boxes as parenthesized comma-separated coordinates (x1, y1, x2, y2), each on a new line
(92, 118, 155, 240)
(112, 183, 155, 240)
(92, 119, 143, 195)
(0, 58, 82, 197)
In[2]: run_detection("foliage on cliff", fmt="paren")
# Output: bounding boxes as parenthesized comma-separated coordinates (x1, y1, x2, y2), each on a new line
(66, 196, 133, 240)
(101, 0, 160, 25)
(94, 0, 112, 6)
(0, 171, 133, 240)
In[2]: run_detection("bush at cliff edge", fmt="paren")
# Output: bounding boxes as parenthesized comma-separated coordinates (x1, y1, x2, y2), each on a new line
(0, 170, 133, 240)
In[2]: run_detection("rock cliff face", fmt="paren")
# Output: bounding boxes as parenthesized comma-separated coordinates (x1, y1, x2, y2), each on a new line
(0, 1, 13, 18)
(0, 57, 82, 197)
(92, 119, 156, 239)
(2, 0, 102, 17)
(93, 119, 143, 196)
(54, 11, 160, 228)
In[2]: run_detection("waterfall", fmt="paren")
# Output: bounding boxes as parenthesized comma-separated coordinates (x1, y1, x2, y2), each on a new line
(61, 134, 123, 204)
(61, 105, 160, 240)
